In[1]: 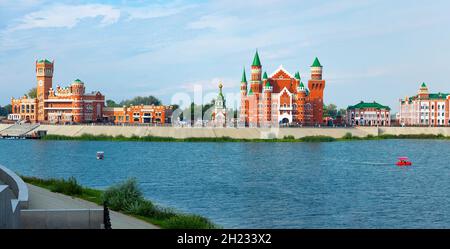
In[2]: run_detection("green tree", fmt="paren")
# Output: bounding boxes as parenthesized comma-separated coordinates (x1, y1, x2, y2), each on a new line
(27, 87, 37, 98)
(323, 104, 338, 118)
(0, 104, 12, 116)
(337, 108, 347, 117)
(120, 95, 162, 106)
(106, 99, 121, 107)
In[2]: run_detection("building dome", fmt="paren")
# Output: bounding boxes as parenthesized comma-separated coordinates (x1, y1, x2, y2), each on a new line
(72, 79, 84, 85)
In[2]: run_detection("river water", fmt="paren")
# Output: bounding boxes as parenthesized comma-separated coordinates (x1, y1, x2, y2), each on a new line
(1, 139, 449, 228)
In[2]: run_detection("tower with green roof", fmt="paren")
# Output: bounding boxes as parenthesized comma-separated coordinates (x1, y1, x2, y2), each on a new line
(213, 83, 227, 126)
(240, 67, 248, 96)
(250, 50, 262, 94)
(36, 58, 54, 121)
(418, 82, 429, 98)
(308, 57, 326, 125)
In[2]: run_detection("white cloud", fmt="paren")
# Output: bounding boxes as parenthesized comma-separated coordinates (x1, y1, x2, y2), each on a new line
(125, 4, 193, 21)
(187, 15, 240, 31)
(9, 4, 121, 31)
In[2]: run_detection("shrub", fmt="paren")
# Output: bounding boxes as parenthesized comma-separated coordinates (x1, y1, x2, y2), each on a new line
(49, 176, 83, 196)
(300, 136, 336, 142)
(163, 214, 218, 229)
(102, 178, 143, 211)
(283, 135, 296, 140)
(342, 132, 353, 140)
(125, 200, 156, 217)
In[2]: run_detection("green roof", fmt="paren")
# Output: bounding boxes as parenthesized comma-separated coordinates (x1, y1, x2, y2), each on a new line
(241, 68, 247, 83)
(311, 57, 322, 67)
(421, 82, 427, 88)
(299, 81, 304, 88)
(265, 81, 271, 87)
(294, 72, 301, 80)
(248, 88, 253, 95)
(74, 79, 83, 83)
(252, 50, 261, 67)
(38, 59, 52, 64)
(429, 93, 449, 100)
(263, 72, 268, 80)
(348, 101, 390, 111)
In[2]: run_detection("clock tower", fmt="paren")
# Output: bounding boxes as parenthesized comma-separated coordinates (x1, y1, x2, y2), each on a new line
(36, 59, 54, 122)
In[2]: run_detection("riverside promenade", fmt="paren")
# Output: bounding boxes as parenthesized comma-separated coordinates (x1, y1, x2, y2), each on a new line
(27, 184, 158, 229)
(2, 123, 450, 139)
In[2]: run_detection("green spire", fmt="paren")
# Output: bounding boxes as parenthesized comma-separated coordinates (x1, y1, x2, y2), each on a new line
(248, 88, 253, 95)
(241, 68, 247, 83)
(311, 57, 322, 67)
(263, 71, 268, 80)
(252, 50, 261, 67)
(295, 72, 301, 80)
(299, 81, 304, 88)
(421, 82, 427, 88)
(265, 81, 271, 87)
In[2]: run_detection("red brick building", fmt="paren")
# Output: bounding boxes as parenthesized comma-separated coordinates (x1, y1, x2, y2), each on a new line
(240, 51, 325, 127)
(10, 59, 105, 124)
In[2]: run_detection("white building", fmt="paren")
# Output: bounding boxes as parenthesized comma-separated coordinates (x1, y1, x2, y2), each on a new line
(399, 83, 450, 126)
(347, 101, 391, 126)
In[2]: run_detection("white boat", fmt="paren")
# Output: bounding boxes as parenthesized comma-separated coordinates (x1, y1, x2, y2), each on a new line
(96, 151, 104, 160)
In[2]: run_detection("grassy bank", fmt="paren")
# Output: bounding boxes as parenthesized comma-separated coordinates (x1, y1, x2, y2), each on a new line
(41, 133, 450, 143)
(21, 176, 218, 229)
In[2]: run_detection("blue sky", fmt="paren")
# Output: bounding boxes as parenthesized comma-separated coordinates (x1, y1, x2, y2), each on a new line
(1, 0, 450, 112)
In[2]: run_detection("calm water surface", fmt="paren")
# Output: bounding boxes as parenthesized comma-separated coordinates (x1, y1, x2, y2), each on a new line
(0, 139, 449, 228)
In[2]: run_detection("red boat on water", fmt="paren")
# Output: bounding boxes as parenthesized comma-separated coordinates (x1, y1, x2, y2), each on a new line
(396, 157, 412, 167)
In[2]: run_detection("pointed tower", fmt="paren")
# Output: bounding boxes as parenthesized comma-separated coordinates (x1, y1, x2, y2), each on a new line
(418, 82, 429, 99)
(294, 71, 301, 92)
(248, 50, 262, 127)
(250, 50, 262, 94)
(240, 67, 248, 126)
(263, 75, 273, 126)
(308, 57, 326, 125)
(36, 59, 54, 122)
(296, 78, 306, 124)
(213, 83, 227, 127)
(240, 67, 248, 96)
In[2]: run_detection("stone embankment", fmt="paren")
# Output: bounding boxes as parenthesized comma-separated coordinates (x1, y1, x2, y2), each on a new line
(1, 123, 450, 139)
(32, 125, 379, 139)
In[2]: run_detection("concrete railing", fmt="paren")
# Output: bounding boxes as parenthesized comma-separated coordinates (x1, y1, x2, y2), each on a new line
(0, 165, 29, 209)
(0, 165, 29, 228)
(20, 209, 104, 229)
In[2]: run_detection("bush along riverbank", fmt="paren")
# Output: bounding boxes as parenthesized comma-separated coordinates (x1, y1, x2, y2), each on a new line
(40, 133, 450, 143)
(21, 176, 218, 229)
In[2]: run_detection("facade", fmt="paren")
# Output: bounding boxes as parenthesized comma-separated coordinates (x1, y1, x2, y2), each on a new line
(10, 60, 105, 124)
(9, 96, 38, 122)
(346, 101, 391, 126)
(239, 51, 325, 127)
(103, 105, 172, 125)
(211, 83, 227, 127)
(399, 83, 450, 126)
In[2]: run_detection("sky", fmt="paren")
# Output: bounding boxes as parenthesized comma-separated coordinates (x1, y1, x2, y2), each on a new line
(1, 0, 450, 112)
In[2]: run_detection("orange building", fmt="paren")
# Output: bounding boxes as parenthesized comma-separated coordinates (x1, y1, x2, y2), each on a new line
(10, 59, 105, 124)
(9, 95, 38, 122)
(103, 105, 173, 125)
(240, 51, 326, 127)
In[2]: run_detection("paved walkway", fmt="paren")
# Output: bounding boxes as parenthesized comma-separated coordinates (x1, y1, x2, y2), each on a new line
(27, 184, 159, 229)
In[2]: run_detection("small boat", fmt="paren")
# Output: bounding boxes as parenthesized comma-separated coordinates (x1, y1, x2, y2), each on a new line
(96, 151, 104, 160)
(396, 157, 412, 167)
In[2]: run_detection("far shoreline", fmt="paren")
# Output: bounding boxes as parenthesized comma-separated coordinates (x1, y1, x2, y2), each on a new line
(39, 133, 450, 143)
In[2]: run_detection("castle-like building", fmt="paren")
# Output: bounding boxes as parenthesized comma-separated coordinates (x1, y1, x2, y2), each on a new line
(239, 51, 325, 127)
(399, 83, 449, 126)
(10, 60, 105, 124)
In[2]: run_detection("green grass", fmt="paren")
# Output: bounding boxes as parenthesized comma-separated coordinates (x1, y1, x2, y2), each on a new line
(41, 132, 450, 143)
(21, 176, 219, 229)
